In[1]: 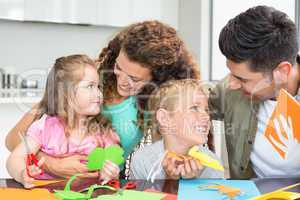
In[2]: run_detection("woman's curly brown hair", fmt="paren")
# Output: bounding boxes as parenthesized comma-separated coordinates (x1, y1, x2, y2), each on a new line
(97, 20, 200, 133)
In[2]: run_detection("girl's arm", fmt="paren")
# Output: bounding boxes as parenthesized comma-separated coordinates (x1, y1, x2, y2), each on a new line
(5, 104, 40, 152)
(6, 137, 41, 187)
(98, 128, 121, 183)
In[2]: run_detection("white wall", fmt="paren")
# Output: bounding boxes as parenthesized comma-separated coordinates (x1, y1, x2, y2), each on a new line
(178, 0, 201, 76)
(0, 19, 119, 72)
(0, 103, 32, 178)
(178, 0, 211, 81)
(211, 0, 296, 80)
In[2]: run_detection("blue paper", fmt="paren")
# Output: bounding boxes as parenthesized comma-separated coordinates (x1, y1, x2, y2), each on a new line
(178, 179, 261, 200)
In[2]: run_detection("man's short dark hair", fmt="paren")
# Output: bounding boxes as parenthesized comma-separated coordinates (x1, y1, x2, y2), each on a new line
(219, 5, 299, 72)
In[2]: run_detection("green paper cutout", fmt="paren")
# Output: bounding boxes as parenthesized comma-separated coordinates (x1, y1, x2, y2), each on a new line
(79, 185, 116, 193)
(87, 148, 105, 170)
(54, 173, 161, 200)
(91, 190, 165, 200)
(87, 146, 125, 171)
(104, 146, 124, 165)
(54, 174, 90, 200)
(54, 174, 115, 200)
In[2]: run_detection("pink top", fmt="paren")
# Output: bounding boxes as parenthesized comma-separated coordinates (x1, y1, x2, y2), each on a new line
(27, 114, 120, 179)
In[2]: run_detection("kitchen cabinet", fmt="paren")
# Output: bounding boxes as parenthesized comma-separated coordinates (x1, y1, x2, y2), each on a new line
(0, 0, 179, 28)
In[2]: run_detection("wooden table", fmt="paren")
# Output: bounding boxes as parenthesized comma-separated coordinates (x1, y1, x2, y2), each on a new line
(0, 178, 178, 197)
(1, 177, 300, 197)
(253, 177, 300, 193)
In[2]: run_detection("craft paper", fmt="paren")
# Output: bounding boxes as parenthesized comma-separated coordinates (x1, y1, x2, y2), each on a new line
(0, 188, 58, 200)
(54, 174, 91, 200)
(188, 146, 224, 171)
(91, 189, 165, 200)
(252, 182, 300, 200)
(87, 146, 125, 171)
(33, 179, 64, 187)
(144, 189, 177, 200)
(264, 89, 300, 158)
(178, 179, 260, 200)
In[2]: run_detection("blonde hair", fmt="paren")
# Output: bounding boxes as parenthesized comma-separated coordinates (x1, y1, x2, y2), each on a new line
(147, 79, 207, 142)
(38, 54, 109, 136)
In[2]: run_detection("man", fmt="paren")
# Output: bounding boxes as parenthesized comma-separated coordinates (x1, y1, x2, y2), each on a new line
(209, 5, 300, 178)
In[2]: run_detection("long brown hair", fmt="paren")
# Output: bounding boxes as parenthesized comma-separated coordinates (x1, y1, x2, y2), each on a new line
(97, 20, 200, 131)
(37, 54, 109, 136)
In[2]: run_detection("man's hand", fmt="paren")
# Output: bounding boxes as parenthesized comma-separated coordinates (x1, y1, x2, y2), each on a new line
(269, 114, 300, 161)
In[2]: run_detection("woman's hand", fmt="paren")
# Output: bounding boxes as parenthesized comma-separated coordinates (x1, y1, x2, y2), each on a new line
(99, 160, 120, 185)
(40, 153, 99, 178)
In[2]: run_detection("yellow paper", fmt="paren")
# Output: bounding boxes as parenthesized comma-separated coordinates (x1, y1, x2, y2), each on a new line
(188, 146, 224, 171)
(252, 191, 300, 200)
(33, 179, 64, 187)
(252, 183, 300, 200)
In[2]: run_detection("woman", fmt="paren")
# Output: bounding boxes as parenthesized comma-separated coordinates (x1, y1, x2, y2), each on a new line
(6, 20, 200, 178)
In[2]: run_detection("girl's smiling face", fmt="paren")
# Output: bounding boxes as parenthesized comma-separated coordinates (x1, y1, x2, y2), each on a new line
(74, 65, 103, 116)
(161, 87, 210, 147)
(172, 88, 210, 145)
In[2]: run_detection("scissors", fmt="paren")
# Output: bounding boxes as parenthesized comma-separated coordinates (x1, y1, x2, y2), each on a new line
(19, 132, 43, 177)
(107, 179, 136, 194)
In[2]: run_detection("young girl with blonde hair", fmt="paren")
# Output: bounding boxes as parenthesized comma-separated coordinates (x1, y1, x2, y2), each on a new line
(7, 55, 120, 188)
(129, 79, 224, 180)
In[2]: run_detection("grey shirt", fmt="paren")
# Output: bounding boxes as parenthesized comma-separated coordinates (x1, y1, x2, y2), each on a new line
(129, 140, 224, 180)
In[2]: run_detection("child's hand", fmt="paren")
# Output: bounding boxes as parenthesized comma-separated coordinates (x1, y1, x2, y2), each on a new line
(180, 157, 204, 179)
(99, 160, 120, 185)
(162, 154, 184, 180)
(21, 157, 45, 188)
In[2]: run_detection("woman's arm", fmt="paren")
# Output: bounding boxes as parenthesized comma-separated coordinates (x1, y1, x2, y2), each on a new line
(36, 152, 99, 178)
(6, 137, 42, 187)
(6, 104, 99, 178)
(5, 104, 39, 152)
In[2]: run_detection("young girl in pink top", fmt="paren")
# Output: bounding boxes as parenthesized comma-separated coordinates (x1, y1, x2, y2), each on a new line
(6, 55, 120, 188)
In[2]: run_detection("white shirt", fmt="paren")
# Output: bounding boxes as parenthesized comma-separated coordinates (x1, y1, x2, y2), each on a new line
(129, 140, 224, 180)
(250, 98, 300, 177)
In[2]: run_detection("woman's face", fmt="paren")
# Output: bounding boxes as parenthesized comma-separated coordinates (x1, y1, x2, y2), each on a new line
(114, 50, 152, 97)
(168, 88, 210, 146)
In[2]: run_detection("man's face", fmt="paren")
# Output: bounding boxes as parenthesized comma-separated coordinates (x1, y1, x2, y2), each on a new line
(226, 59, 276, 101)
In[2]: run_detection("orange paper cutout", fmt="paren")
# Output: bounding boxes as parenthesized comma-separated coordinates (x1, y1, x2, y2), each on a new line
(32, 179, 64, 187)
(0, 188, 58, 200)
(264, 89, 300, 158)
(199, 183, 242, 199)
